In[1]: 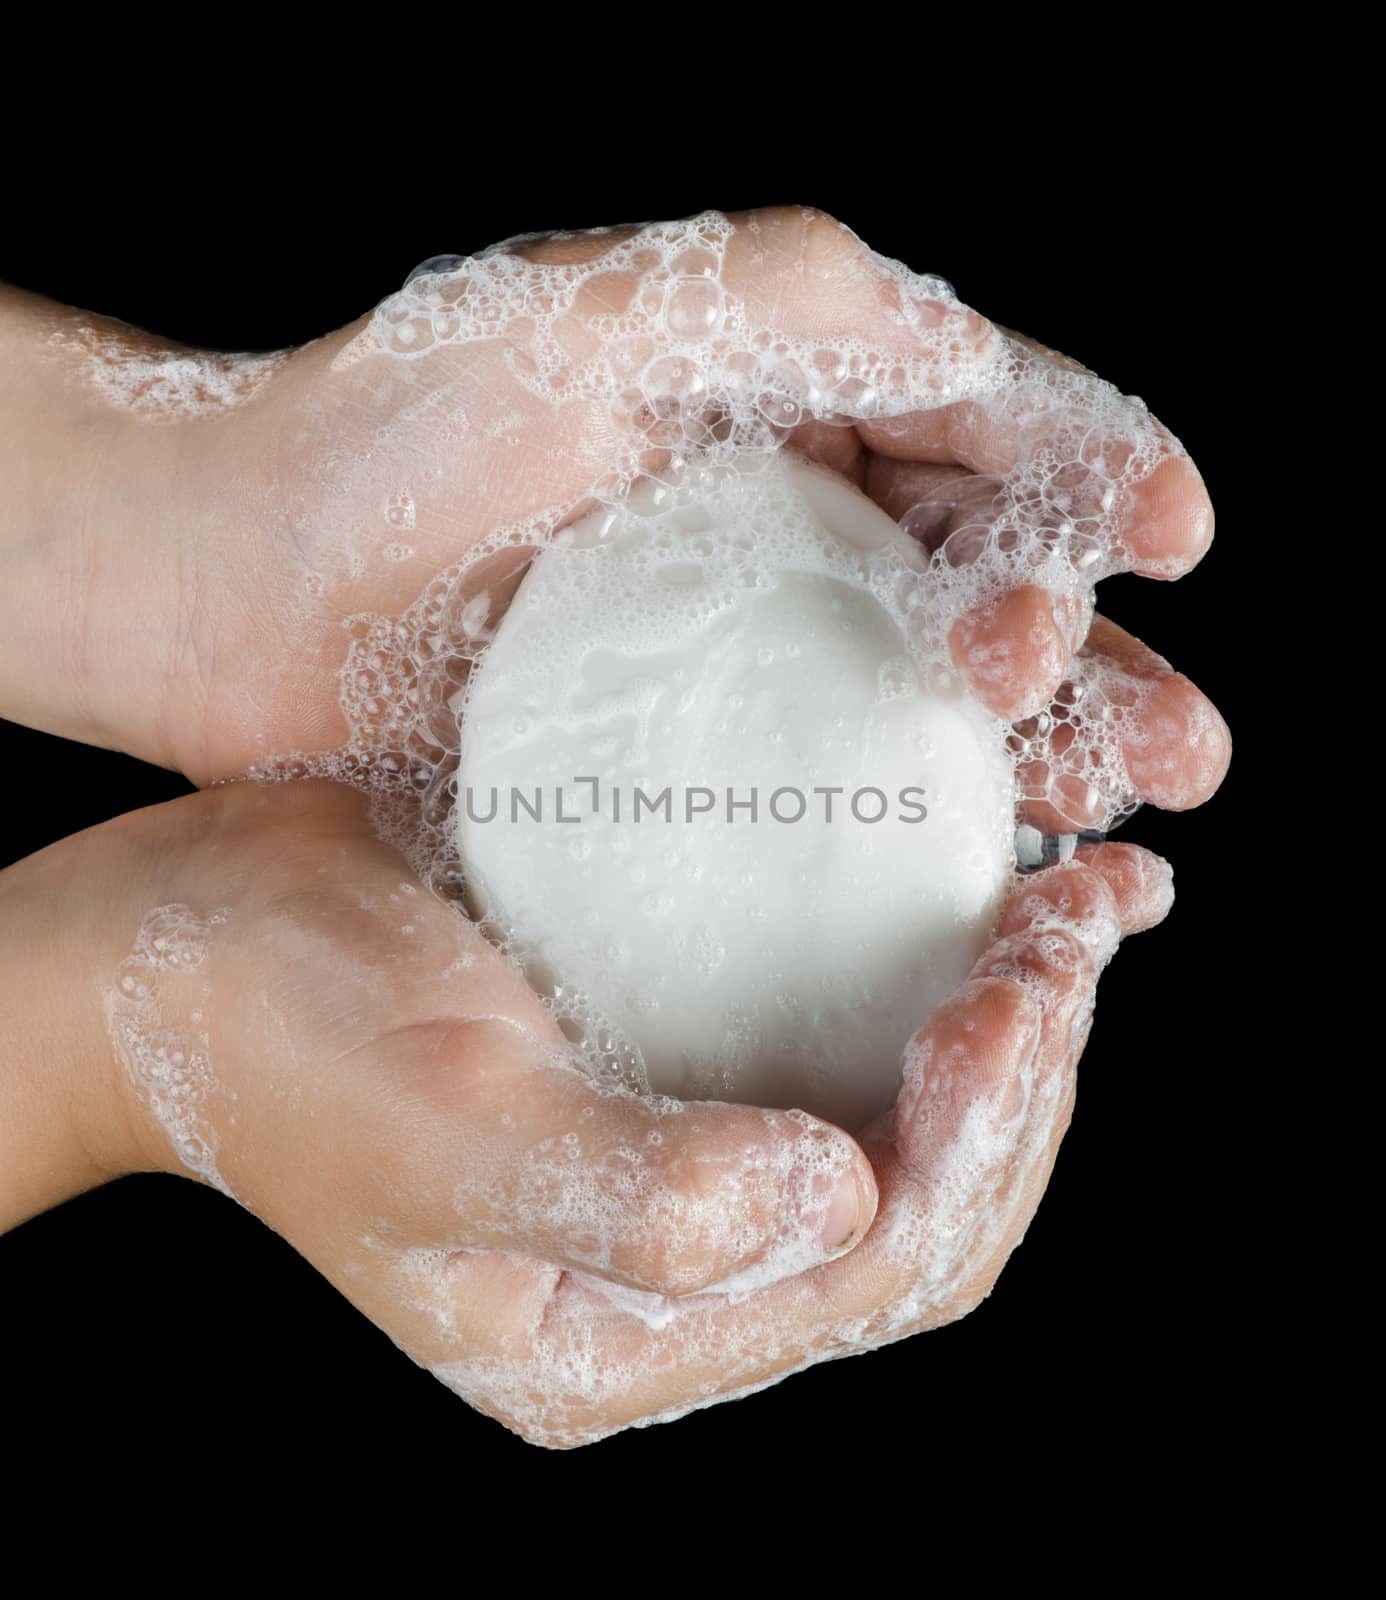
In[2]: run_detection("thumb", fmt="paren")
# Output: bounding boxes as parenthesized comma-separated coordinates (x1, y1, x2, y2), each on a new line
(391, 1019, 879, 1298)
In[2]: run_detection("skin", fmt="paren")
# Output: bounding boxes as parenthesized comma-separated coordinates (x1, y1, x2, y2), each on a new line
(0, 206, 1231, 1446)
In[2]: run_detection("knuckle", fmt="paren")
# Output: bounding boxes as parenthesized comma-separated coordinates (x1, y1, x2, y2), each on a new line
(614, 1141, 749, 1295)
(621, 1228, 721, 1297)
(509, 225, 642, 268)
(975, 924, 1090, 999)
(748, 204, 862, 275)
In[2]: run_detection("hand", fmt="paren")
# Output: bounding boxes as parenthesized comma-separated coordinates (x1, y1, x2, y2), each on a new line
(0, 206, 1227, 822)
(0, 777, 1174, 1448)
(1, 781, 878, 1299)
(0, 206, 1232, 1447)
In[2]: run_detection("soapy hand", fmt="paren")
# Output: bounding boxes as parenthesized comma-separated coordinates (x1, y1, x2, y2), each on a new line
(2, 781, 873, 1277)
(0, 777, 1172, 1447)
(0, 207, 1227, 809)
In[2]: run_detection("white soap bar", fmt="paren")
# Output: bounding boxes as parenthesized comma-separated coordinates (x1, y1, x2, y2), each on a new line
(454, 452, 1016, 1131)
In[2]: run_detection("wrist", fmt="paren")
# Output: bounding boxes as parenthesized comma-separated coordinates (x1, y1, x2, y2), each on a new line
(0, 286, 272, 777)
(0, 816, 178, 1231)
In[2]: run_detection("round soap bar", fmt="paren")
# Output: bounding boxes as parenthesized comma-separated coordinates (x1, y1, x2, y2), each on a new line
(454, 452, 1016, 1131)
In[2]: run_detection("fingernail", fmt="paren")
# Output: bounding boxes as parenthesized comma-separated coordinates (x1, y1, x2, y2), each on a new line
(820, 1166, 867, 1252)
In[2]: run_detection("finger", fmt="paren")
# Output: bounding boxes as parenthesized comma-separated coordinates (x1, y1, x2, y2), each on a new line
(411, 1019, 878, 1299)
(857, 399, 1018, 475)
(1080, 614, 1231, 810)
(1124, 669, 1232, 810)
(810, 862, 1115, 1326)
(925, 861, 1116, 1136)
(948, 582, 1092, 721)
(1118, 451, 1215, 578)
(991, 858, 1123, 966)
(859, 328, 1214, 582)
(862, 460, 1095, 718)
(719, 206, 993, 386)
(1073, 841, 1175, 936)
(785, 417, 867, 488)
(892, 976, 1042, 1180)
(1015, 613, 1232, 830)
(988, 321, 1096, 377)
(865, 448, 1209, 721)
(508, 206, 988, 416)
(503, 224, 647, 266)
(863, 456, 975, 534)
(876, 864, 1118, 1317)
(863, 419, 1212, 585)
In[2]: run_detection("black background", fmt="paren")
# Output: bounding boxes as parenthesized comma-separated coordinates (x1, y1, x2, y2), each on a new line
(2, 150, 1278, 1501)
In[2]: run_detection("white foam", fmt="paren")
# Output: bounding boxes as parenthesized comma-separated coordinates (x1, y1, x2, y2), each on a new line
(54, 321, 285, 418)
(104, 902, 236, 1193)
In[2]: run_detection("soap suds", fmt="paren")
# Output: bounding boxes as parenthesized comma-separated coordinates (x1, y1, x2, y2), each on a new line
(105, 902, 235, 1193)
(52, 320, 286, 417)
